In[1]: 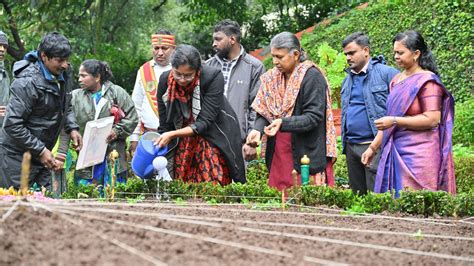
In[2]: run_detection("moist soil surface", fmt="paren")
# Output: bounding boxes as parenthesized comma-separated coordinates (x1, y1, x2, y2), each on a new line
(0, 199, 473, 265)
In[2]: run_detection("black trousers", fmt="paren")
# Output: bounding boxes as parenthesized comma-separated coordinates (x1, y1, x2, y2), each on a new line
(0, 146, 51, 189)
(345, 142, 380, 195)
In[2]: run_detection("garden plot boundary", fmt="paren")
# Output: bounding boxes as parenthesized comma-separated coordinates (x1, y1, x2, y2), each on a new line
(2, 199, 473, 265)
(45, 200, 462, 226)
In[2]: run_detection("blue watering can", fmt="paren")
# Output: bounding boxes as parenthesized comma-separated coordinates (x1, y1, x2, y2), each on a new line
(131, 132, 168, 178)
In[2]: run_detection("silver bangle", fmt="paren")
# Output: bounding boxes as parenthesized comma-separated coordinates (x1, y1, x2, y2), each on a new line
(392, 116, 397, 126)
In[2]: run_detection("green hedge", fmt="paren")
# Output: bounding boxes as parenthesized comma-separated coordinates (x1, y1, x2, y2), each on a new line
(62, 161, 473, 217)
(300, 0, 473, 103)
(453, 98, 474, 147)
(299, 186, 472, 217)
(454, 156, 474, 194)
(65, 177, 472, 217)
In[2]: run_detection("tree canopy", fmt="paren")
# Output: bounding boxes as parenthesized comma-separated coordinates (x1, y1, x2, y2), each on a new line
(0, 0, 361, 91)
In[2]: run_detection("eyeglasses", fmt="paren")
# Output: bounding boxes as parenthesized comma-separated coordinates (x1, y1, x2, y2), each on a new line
(173, 70, 195, 81)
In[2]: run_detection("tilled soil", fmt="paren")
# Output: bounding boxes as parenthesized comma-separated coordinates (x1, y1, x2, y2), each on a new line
(0, 200, 473, 265)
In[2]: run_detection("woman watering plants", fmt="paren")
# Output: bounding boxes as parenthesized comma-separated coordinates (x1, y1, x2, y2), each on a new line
(59, 59, 138, 187)
(361, 31, 456, 197)
(246, 32, 336, 191)
(153, 44, 245, 185)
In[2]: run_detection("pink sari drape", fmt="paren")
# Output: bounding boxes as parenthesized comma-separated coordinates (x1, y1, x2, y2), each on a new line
(374, 72, 455, 197)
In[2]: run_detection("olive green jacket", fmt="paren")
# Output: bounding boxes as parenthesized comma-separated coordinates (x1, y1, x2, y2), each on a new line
(61, 81, 138, 178)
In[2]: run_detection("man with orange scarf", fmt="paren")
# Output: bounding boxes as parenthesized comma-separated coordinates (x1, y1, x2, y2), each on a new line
(129, 29, 176, 154)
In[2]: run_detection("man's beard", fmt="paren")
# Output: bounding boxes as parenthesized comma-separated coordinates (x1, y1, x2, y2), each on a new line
(215, 45, 231, 59)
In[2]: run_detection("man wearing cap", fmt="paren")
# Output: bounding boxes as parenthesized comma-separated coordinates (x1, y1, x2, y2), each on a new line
(206, 19, 265, 161)
(0, 31, 10, 127)
(129, 29, 176, 154)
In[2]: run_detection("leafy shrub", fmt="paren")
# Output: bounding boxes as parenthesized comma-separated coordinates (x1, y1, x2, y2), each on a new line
(333, 137, 349, 186)
(66, 175, 473, 217)
(61, 183, 99, 199)
(358, 192, 395, 213)
(64, 158, 473, 217)
(71, 43, 148, 93)
(454, 156, 474, 194)
(263, 56, 273, 71)
(453, 98, 474, 147)
(316, 43, 347, 107)
(334, 154, 348, 186)
(398, 190, 473, 217)
(453, 144, 474, 158)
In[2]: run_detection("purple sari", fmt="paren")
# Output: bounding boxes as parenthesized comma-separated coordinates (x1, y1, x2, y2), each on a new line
(374, 72, 455, 197)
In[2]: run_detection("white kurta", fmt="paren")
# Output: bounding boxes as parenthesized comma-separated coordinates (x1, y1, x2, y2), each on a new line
(130, 60, 171, 141)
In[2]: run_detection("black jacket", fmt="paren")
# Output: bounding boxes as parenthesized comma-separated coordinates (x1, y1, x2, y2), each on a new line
(157, 65, 246, 183)
(254, 67, 327, 174)
(0, 55, 79, 160)
(206, 50, 265, 140)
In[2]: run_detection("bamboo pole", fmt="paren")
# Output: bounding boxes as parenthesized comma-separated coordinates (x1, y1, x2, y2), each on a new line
(20, 151, 31, 197)
(281, 191, 285, 210)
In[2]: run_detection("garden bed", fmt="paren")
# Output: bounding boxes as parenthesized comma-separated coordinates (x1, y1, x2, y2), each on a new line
(1, 199, 473, 265)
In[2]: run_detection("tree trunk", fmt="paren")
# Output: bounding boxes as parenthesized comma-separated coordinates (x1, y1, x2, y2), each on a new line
(1, 0, 25, 60)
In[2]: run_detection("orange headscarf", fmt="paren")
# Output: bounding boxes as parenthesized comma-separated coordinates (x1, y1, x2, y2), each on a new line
(151, 34, 176, 46)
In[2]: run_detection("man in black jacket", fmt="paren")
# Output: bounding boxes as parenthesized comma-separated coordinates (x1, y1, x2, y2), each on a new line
(206, 19, 265, 161)
(0, 32, 82, 189)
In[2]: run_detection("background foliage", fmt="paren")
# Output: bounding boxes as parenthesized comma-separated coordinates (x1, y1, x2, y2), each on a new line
(180, 0, 365, 56)
(453, 98, 474, 147)
(2, 1, 471, 102)
(1, 0, 365, 91)
(1, 0, 165, 91)
(301, 0, 473, 103)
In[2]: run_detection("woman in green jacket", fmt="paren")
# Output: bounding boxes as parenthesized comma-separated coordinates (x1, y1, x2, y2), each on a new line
(60, 59, 138, 187)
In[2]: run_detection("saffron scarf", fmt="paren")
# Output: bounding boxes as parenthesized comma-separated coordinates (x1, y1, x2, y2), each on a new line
(166, 70, 200, 122)
(252, 60, 337, 159)
(252, 60, 313, 121)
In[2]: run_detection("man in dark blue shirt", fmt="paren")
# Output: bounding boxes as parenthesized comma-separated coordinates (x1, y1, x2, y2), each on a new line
(341, 32, 399, 195)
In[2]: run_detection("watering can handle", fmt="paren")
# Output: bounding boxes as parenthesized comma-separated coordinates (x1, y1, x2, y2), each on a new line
(154, 145, 169, 157)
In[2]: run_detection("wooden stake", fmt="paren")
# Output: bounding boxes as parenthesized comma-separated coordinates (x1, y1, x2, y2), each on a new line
(281, 191, 286, 210)
(292, 169, 298, 186)
(108, 150, 119, 200)
(20, 151, 31, 197)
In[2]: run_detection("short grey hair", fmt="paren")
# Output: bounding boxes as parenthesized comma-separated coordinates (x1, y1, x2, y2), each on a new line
(270, 32, 306, 62)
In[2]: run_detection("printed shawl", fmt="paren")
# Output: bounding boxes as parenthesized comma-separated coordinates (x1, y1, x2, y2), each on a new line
(252, 60, 337, 159)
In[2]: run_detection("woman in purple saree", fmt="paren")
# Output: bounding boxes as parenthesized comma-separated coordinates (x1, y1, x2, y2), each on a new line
(361, 31, 455, 197)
